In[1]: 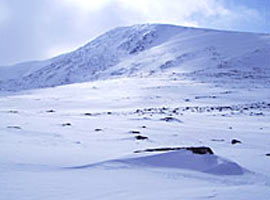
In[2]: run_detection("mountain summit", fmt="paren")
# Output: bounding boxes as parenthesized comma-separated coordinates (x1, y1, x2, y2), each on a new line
(1, 24, 269, 91)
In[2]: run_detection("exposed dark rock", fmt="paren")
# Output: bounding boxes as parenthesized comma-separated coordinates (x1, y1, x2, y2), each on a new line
(135, 109, 141, 113)
(160, 117, 182, 123)
(231, 139, 241, 145)
(172, 109, 178, 114)
(7, 126, 21, 129)
(211, 139, 225, 142)
(84, 113, 92, 116)
(141, 126, 147, 129)
(62, 123, 72, 127)
(46, 109, 55, 113)
(134, 146, 214, 154)
(130, 130, 141, 134)
(220, 91, 233, 94)
(195, 95, 217, 100)
(266, 153, 270, 156)
(94, 128, 103, 132)
(8, 110, 19, 114)
(135, 135, 148, 140)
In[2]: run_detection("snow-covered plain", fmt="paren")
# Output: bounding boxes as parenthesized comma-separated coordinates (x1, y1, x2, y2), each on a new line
(0, 24, 270, 199)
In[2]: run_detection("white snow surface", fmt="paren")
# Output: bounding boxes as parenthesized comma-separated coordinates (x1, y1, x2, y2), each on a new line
(0, 24, 270, 199)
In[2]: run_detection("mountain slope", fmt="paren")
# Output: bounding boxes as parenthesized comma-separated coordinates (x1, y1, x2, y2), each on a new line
(0, 23, 270, 91)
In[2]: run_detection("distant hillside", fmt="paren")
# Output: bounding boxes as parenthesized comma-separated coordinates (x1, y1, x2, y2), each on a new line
(0, 24, 269, 91)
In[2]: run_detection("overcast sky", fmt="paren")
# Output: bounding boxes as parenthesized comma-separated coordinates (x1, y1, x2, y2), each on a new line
(0, 0, 269, 66)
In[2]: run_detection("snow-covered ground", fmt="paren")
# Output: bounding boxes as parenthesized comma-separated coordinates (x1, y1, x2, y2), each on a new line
(0, 24, 270, 199)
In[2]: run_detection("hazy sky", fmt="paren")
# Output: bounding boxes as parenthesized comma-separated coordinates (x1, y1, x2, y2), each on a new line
(0, 0, 269, 66)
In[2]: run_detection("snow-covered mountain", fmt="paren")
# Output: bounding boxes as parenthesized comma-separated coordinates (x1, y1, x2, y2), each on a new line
(1, 24, 270, 199)
(1, 23, 269, 91)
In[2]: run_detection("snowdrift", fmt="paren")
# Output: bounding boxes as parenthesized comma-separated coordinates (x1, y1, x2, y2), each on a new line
(121, 150, 245, 175)
(69, 149, 246, 176)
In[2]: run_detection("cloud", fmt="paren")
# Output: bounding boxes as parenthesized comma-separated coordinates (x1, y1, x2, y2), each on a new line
(59, 0, 111, 11)
(114, 0, 263, 31)
(195, 1, 263, 31)
(0, 1, 9, 24)
(0, 0, 267, 66)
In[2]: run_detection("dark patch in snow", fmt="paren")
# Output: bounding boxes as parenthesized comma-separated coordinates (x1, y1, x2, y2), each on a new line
(62, 123, 72, 127)
(160, 116, 182, 123)
(46, 109, 55, 113)
(231, 139, 242, 145)
(135, 135, 148, 140)
(7, 125, 22, 129)
(84, 113, 93, 116)
(134, 146, 214, 155)
(129, 130, 141, 134)
(211, 139, 225, 142)
(195, 95, 217, 100)
(220, 91, 233, 94)
(7, 110, 19, 114)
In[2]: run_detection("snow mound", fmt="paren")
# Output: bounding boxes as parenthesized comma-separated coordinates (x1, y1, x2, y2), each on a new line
(68, 149, 246, 176)
(120, 150, 245, 175)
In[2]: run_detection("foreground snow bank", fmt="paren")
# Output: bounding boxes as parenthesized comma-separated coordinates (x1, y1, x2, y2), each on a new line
(70, 149, 245, 176)
(118, 150, 245, 175)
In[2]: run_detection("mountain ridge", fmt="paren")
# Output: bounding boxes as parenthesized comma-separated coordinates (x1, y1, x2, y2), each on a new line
(0, 23, 269, 91)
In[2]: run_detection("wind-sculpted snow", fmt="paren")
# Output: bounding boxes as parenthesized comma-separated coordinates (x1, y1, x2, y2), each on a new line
(66, 149, 246, 176)
(0, 24, 269, 91)
(122, 150, 245, 175)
